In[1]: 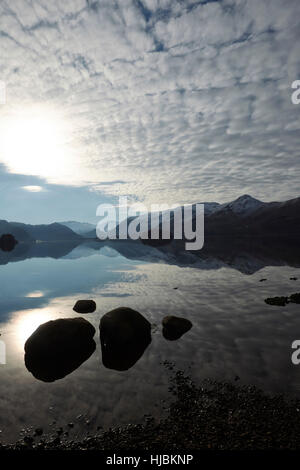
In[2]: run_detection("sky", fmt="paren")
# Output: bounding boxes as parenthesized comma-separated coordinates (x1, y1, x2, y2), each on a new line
(0, 0, 299, 224)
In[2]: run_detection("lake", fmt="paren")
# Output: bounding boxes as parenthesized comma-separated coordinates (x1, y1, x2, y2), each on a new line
(0, 239, 300, 444)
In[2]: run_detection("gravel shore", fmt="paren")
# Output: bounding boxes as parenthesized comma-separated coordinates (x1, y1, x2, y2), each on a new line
(2, 367, 300, 451)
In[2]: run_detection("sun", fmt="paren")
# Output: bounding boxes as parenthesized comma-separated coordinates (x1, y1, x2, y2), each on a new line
(0, 105, 75, 180)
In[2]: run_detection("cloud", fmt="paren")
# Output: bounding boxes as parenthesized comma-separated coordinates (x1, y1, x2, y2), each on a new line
(0, 0, 299, 212)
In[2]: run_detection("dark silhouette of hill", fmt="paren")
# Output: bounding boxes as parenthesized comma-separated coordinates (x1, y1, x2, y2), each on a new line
(204, 196, 300, 238)
(9, 221, 82, 241)
(0, 220, 33, 242)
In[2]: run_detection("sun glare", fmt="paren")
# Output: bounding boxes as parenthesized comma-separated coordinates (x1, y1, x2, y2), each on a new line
(14, 308, 54, 351)
(0, 106, 75, 180)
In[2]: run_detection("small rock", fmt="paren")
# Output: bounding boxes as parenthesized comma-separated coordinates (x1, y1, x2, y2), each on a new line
(73, 300, 96, 314)
(67, 422, 74, 428)
(23, 436, 34, 444)
(290, 277, 298, 281)
(162, 316, 193, 341)
(259, 278, 267, 282)
(0, 233, 18, 252)
(264, 296, 289, 306)
(52, 437, 60, 446)
(290, 293, 300, 304)
(34, 428, 43, 436)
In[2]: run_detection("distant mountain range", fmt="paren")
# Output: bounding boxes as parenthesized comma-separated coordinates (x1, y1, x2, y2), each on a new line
(0, 220, 82, 242)
(0, 195, 299, 243)
(117, 194, 300, 240)
(203, 194, 300, 238)
(60, 221, 96, 236)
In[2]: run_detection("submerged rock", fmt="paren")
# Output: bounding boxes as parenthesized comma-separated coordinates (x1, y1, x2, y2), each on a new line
(290, 293, 300, 304)
(0, 233, 18, 252)
(24, 318, 96, 382)
(162, 316, 193, 341)
(73, 300, 96, 313)
(100, 307, 151, 371)
(264, 296, 289, 306)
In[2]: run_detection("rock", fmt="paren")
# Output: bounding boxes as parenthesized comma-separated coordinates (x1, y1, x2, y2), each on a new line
(73, 300, 96, 313)
(34, 428, 43, 436)
(290, 277, 298, 281)
(264, 296, 289, 306)
(0, 233, 18, 252)
(259, 278, 267, 282)
(23, 436, 34, 444)
(162, 316, 193, 341)
(24, 318, 96, 382)
(290, 293, 300, 304)
(100, 307, 151, 371)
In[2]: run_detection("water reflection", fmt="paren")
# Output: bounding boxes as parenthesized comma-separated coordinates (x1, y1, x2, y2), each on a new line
(100, 307, 152, 371)
(1, 236, 300, 274)
(15, 309, 55, 349)
(24, 318, 96, 382)
(26, 291, 44, 298)
(0, 238, 300, 444)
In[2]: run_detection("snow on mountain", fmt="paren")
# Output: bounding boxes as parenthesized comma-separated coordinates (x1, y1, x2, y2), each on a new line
(214, 195, 265, 216)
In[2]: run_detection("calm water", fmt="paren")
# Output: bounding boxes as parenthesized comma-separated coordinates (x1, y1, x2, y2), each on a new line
(0, 239, 300, 443)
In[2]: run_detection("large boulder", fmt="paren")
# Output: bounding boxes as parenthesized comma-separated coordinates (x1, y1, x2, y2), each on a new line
(0, 233, 18, 252)
(100, 307, 151, 371)
(73, 300, 96, 313)
(162, 316, 192, 341)
(24, 318, 96, 382)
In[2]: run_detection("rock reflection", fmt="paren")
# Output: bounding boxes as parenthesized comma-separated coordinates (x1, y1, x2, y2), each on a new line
(24, 318, 96, 382)
(100, 307, 151, 371)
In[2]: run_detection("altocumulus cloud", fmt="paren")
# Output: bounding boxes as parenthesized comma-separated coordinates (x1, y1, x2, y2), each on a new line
(0, 0, 300, 208)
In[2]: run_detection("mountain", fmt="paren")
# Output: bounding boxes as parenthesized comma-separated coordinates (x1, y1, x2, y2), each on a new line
(2, 194, 299, 246)
(0, 221, 82, 242)
(214, 194, 265, 216)
(0, 220, 34, 242)
(82, 228, 98, 238)
(108, 194, 300, 240)
(61, 221, 95, 236)
(205, 195, 300, 237)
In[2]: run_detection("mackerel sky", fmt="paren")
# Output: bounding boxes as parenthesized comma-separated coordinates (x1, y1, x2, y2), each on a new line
(0, 0, 299, 223)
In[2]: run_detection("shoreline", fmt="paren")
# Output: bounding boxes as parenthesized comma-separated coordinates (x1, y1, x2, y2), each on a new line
(2, 367, 300, 451)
